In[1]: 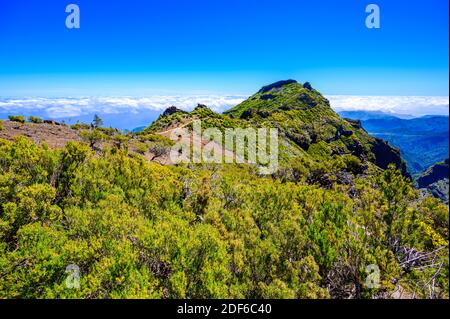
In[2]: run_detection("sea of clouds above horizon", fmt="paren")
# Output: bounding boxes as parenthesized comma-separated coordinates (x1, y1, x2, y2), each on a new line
(0, 95, 448, 120)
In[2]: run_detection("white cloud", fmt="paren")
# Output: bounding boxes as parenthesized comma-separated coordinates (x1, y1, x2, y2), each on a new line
(0, 95, 248, 118)
(0, 95, 448, 120)
(326, 95, 449, 116)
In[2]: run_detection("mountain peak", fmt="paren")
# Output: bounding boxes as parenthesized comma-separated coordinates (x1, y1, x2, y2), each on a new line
(258, 79, 298, 93)
(162, 106, 186, 117)
(224, 79, 327, 118)
(194, 103, 209, 110)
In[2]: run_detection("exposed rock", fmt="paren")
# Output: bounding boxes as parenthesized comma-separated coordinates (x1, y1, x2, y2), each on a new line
(240, 109, 271, 119)
(331, 147, 347, 156)
(344, 118, 363, 130)
(309, 132, 318, 143)
(43, 120, 62, 126)
(162, 106, 186, 117)
(371, 138, 409, 177)
(422, 179, 449, 205)
(240, 109, 254, 120)
(298, 93, 317, 108)
(337, 125, 353, 138)
(256, 111, 271, 118)
(335, 171, 354, 186)
(416, 159, 449, 188)
(303, 82, 313, 91)
(195, 103, 208, 110)
(286, 131, 311, 151)
(416, 159, 449, 204)
(258, 79, 298, 93)
(346, 139, 365, 158)
(326, 125, 354, 143)
(261, 94, 276, 101)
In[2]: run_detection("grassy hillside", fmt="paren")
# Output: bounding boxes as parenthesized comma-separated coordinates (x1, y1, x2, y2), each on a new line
(224, 80, 377, 162)
(147, 81, 408, 179)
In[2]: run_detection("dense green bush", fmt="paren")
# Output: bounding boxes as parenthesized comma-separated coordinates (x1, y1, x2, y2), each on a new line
(0, 137, 447, 299)
(71, 123, 91, 130)
(8, 115, 25, 123)
(28, 116, 43, 124)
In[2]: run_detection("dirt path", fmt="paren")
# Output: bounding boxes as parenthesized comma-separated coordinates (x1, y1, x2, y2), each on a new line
(0, 119, 244, 165)
(156, 120, 242, 164)
(156, 120, 195, 136)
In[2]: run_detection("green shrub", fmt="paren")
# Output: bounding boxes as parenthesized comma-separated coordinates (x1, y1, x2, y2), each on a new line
(80, 128, 108, 150)
(8, 115, 25, 123)
(99, 127, 118, 136)
(135, 142, 149, 155)
(0, 136, 447, 299)
(28, 116, 43, 124)
(342, 154, 363, 175)
(71, 123, 91, 130)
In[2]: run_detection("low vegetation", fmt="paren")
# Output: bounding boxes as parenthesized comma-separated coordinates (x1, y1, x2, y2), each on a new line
(28, 116, 43, 124)
(0, 136, 447, 299)
(8, 115, 26, 124)
(0, 82, 447, 299)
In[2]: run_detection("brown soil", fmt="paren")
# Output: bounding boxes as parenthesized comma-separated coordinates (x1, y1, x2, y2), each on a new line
(0, 120, 240, 165)
(0, 121, 81, 148)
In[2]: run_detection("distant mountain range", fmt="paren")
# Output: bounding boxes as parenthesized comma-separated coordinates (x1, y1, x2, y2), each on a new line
(338, 111, 449, 175)
(338, 110, 416, 121)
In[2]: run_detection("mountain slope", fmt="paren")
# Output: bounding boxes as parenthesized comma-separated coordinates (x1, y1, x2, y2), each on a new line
(0, 120, 81, 147)
(416, 159, 449, 204)
(144, 80, 409, 182)
(224, 80, 408, 175)
(339, 113, 449, 174)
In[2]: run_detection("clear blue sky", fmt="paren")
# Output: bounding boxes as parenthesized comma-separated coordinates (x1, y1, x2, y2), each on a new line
(0, 0, 448, 96)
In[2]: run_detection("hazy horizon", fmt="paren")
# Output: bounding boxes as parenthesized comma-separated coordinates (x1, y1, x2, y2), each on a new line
(1, 92, 448, 130)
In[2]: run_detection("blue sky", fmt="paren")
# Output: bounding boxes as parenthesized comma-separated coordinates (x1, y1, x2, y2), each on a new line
(0, 0, 448, 97)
